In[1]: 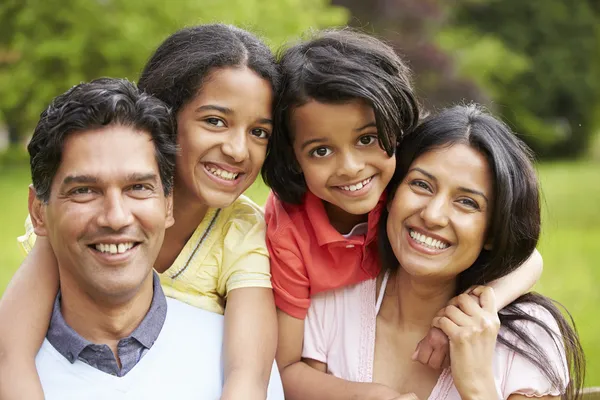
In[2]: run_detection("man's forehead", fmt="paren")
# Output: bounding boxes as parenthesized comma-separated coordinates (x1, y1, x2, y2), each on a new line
(55, 127, 160, 185)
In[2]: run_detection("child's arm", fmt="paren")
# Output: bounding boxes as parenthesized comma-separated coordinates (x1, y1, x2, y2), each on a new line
(0, 236, 59, 400)
(221, 287, 277, 400)
(413, 249, 543, 369)
(277, 311, 404, 400)
(487, 248, 543, 308)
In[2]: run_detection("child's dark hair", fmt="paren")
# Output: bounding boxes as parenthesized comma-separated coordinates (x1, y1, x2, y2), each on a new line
(379, 104, 585, 400)
(138, 23, 279, 116)
(262, 29, 420, 204)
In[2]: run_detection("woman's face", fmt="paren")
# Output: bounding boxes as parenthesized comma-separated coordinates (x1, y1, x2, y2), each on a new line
(387, 144, 494, 279)
(175, 66, 273, 208)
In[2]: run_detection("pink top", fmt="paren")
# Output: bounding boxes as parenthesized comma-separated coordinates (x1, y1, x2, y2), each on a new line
(303, 271, 569, 399)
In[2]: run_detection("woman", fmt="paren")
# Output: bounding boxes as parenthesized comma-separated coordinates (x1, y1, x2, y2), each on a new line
(297, 104, 584, 399)
(0, 24, 280, 399)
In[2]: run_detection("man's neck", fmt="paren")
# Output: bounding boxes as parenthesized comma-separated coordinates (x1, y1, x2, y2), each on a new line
(59, 272, 155, 360)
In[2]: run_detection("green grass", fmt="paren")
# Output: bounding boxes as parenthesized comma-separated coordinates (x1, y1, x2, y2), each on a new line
(1, 161, 599, 385)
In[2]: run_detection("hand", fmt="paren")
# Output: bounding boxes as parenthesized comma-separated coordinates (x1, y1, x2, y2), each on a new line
(433, 286, 500, 399)
(412, 326, 449, 370)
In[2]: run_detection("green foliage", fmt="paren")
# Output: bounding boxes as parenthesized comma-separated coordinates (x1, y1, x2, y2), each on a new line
(0, 0, 348, 139)
(439, 0, 600, 157)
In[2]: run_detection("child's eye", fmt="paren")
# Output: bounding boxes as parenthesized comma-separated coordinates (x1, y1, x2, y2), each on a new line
(205, 117, 226, 127)
(310, 147, 332, 158)
(357, 135, 378, 146)
(250, 128, 270, 139)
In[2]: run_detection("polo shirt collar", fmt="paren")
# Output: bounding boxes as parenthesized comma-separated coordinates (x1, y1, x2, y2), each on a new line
(304, 191, 386, 247)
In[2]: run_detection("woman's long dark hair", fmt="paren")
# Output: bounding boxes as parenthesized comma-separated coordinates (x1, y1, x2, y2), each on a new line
(379, 104, 584, 399)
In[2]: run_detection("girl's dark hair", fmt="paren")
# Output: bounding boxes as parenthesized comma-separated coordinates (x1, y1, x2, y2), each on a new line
(262, 28, 420, 204)
(379, 104, 584, 399)
(138, 24, 279, 115)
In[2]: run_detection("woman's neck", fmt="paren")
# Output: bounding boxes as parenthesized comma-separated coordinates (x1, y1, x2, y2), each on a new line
(379, 268, 457, 331)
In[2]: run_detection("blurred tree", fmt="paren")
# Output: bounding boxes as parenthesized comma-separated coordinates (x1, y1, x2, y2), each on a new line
(0, 0, 347, 141)
(440, 0, 600, 157)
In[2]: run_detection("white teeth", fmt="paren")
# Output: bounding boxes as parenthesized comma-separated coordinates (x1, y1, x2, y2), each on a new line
(339, 177, 372, 192)
(207, 165, 239, 181)
(94, 242, 134, 254)
(409, 230, 449, 250)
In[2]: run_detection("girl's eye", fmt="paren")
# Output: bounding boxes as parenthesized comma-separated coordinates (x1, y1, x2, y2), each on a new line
(310, 147, 332, 158)
(205, 117, 226, 127)
(357, 135, 378, 146)
(410, 180, 432, 192)
(250, 128, 270, 139)
(457, 198, 480, 210)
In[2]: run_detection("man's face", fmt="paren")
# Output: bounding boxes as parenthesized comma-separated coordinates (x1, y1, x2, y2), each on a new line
(31, 125, 173, 302)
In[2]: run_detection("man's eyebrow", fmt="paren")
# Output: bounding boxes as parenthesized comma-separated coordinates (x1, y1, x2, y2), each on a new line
(62, 175, 98, 185)
(195, 104, 233, 114)
(125, 173, 159, 183)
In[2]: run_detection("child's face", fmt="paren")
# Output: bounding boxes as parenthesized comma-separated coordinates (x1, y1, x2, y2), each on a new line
(175, 67, 273, 208)
(291, 99, 396, 217)
(386, 144, 493, 279)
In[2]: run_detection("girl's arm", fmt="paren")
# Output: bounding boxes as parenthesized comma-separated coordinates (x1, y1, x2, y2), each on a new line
(277, 311, 404, 400)
(487, 248, 543, 309)
(0, 236, 59, 400)
(221, 287, 277, 400)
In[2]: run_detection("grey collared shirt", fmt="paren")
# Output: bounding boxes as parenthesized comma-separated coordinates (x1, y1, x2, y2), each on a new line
(46, 273, 167, 377)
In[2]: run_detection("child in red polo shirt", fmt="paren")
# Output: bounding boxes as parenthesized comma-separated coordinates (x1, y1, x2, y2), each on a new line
(262, 29, 544, 398)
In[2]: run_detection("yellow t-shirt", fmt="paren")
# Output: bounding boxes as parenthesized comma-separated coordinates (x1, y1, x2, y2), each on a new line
(18, 195, 272, 315)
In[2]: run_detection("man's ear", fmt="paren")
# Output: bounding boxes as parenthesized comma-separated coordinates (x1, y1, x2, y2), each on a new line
(29, 185, 48, 236)
(165, 192, 174, 229)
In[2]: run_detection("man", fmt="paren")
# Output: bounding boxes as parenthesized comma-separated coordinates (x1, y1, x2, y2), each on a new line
(28, 78, 282, 399)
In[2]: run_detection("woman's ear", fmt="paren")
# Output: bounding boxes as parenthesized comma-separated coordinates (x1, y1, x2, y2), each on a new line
(483, 238, 493, 251)
(29, 185, 48, 237)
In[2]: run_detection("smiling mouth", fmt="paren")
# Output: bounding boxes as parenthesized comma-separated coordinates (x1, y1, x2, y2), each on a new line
(90, 242, 140, 255)
(204, 164, 241, 181)
(409, 229, 450, 250)
(336, 176, 373, 192)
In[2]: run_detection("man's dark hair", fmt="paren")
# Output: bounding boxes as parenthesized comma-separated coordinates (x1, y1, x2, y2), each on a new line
(28, 78, 177, 202)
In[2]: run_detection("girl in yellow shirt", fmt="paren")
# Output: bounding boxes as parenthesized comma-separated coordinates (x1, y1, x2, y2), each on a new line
(0, 24, 278, 400)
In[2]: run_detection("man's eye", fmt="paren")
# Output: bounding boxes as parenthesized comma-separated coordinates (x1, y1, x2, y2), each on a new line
(71, 187, 93, 195)
(310, 147, 332, 158)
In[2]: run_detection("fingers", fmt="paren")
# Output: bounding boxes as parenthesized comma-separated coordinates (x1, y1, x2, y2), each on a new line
(453, 293, 481, 316)
(472, 286, 497, 313)
(427, 347, 447, 370)
(412, 339, 433, 365)
(443, 305, 472, 326)
(437, 315, 460, 339)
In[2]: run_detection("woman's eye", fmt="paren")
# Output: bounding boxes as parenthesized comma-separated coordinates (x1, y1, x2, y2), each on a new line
(205, 117, 225, 127)
(357, 135, 378, 146)
(250, 128, 270, 139)
(457, 198, 479, 210)
(310, 147, 332, 158)
(410, 180, 431, 192)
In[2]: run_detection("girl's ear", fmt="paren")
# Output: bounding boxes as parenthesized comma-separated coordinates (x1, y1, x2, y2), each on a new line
(29, 185, 48, 237)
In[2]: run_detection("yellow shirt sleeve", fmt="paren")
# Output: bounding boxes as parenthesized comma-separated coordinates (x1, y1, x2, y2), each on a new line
(217, 196, 272, 296)
(17, 214, 36, 255)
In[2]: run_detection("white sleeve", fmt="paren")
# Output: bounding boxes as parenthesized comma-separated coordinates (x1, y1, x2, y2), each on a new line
(302, 293, 330, 363)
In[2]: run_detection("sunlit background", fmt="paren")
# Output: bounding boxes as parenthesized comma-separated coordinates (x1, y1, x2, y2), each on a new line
(1, 0, 599, 386)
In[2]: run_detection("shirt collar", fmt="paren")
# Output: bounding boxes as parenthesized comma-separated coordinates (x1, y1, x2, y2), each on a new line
(46, 272, 167, 363)
(304, 191, 386, 247)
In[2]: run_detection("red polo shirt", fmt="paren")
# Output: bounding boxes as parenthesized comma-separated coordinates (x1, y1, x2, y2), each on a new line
(265, 191, 384, 319)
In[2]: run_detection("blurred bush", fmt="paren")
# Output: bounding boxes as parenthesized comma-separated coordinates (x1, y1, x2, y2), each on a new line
(0, 0, 348, 142)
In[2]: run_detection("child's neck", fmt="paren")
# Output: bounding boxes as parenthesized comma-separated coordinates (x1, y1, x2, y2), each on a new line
(324, 201, 368, 234)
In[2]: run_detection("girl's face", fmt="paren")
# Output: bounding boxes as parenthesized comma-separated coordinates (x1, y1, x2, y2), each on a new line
(386, 144, 494, 280)
(291, 99, 396, 218)
(175, 67, 273, 208)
